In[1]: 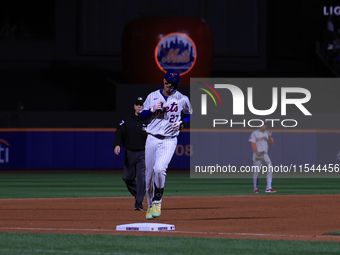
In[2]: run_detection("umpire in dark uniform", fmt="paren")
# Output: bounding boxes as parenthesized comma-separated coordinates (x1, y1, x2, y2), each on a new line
(113, 96, 148, 211)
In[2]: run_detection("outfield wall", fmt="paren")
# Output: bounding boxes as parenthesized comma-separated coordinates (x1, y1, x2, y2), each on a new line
(0, 129, 190, 170)
(0, 129, 339, 170)
(191, 130, 340, 170)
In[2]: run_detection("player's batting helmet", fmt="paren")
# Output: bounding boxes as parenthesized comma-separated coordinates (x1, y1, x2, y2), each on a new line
(164, 70, 180, 92)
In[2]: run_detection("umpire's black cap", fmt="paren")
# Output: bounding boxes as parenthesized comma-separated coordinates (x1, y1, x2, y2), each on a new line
(135, 96, 144, 105)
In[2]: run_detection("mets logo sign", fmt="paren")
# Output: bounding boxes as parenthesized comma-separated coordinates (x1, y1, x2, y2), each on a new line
(154, 32, 197, 75)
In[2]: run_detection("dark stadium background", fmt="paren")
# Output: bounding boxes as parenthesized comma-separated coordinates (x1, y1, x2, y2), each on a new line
(0, 0, 337, 128)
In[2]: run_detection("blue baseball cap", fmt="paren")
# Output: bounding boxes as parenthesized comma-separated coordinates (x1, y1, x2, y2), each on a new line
(164, 70, 180, 85)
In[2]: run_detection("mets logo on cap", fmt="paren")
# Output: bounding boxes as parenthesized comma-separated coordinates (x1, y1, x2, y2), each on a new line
(154, 32, 197, 75)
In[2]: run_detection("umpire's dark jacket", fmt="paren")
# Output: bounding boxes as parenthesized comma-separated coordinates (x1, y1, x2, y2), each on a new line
(113, 112, 148, 150)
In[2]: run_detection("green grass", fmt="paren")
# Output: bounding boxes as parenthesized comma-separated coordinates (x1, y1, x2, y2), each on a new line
(324, 231, 340, 236)
(0, 232, 339, 255)
(0, 172, 128, 198)
(0, 172, 339, 198)
(0, 171, 340, 254)
(166, 175, 340, 196)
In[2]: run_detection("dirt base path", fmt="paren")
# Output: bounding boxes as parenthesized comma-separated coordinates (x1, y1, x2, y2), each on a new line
(1, 195, 340, 241)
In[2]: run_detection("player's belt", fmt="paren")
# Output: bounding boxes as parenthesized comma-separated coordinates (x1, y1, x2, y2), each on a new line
(150, 134, 176, 140)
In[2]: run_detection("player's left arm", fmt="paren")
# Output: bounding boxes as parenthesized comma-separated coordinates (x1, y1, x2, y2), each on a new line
(182, 97, 193, 124)
(267, 131, 274, 146)
(177, 97, 193, 130)
(172, 97, 192, 131)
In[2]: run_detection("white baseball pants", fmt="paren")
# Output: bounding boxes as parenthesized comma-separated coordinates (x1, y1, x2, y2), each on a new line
(252, 152, 273, 190)
(145, 134, 177, 206)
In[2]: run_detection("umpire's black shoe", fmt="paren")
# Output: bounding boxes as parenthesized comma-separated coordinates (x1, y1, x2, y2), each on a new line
(135, 202, 143, 211)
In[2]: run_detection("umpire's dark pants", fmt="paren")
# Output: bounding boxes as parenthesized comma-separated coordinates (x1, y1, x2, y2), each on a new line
(123, 149, 146, 209)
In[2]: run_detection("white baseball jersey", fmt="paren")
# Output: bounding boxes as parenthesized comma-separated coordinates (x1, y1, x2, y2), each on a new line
(142, 89, 193, 136)
(249, 129, 273, 153)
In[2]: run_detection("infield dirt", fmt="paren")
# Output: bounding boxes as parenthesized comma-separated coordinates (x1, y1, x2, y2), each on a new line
(0, 195, 339, 241)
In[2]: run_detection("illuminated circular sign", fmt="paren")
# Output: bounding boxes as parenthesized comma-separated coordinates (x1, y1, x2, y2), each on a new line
(154, 32, 197, 75)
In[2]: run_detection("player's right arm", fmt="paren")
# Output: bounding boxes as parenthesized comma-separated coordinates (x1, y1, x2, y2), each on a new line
(140, 92, 164, 119)
(140, 93, 155, 119)
(140, 94, 152, 119)
(251, 143, 261, 157)
(249, 132, 261, 157)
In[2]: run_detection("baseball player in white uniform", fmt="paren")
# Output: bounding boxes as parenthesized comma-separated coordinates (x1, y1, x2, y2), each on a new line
(140, 70, 193, 219)
(249, 122, 276, 194)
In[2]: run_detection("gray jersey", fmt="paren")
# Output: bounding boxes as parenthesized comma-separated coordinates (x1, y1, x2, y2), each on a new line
(142, 89, 193, 137)
(249, 129, 273, 153)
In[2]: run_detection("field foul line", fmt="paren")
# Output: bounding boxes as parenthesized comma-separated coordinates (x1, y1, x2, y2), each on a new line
(173, 230, 340, 239)
(0, 227, 116, 232)
(0, 227, 339, 240)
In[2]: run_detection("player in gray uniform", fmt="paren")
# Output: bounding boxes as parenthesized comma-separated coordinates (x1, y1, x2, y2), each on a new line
(249, 122, 276, 193)
(140, 70, 193, 219)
